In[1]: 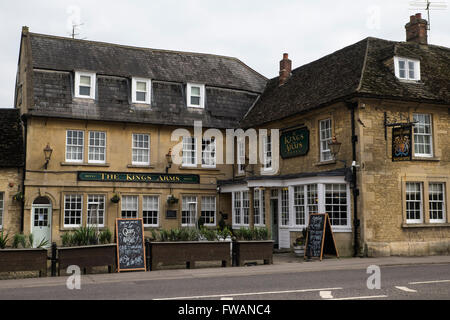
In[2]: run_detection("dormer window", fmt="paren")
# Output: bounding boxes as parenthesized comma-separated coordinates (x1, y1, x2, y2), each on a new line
(394, 57, 420, 81)
(187, 83, 205, 108)
(75, 71, 96, 99)
(132, 78, 151, 104)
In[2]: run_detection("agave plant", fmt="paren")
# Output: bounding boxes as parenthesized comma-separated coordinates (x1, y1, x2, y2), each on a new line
(0, 230, 9, 249)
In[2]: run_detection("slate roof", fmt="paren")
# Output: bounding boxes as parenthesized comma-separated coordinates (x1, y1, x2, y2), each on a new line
(241, 37, 450, 127)
(0, 109, 24, 167)
(26, 32, 267, 128)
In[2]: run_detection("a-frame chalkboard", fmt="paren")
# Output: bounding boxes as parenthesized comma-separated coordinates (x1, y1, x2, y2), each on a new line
(304, 213, 339, 261)
(116, 218, 147, 272)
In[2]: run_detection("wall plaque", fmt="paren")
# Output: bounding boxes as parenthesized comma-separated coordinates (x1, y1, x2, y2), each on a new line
(280, 128, 310, 159)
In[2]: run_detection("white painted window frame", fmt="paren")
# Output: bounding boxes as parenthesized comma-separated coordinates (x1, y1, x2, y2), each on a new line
(201, 196, 217, 227)
(202, 137, 216, 168)
(132, 134, 151, 166)
(182, 136, 197, 167)
(429, 182, 446, 224)
(319, 118, 333, 162)
(413, 113, 433, 158)
(237, 138, 246, 175)
(87, 195, 106, 228)
(88, 131, 106, 164)
(232, 190, 251, 229)
(143, 195, 160, 227)
(121, 195, 139, 219)
(394, 56, 421, 81)
(262, 135, 273, 172)
(66, 130, 84, 163)
(187, 83, 205, 109)
(63, 194, 83, 228)
(182, 196, 198, 227)
(75, 71, 96, 99)
(132, 78, 151, 104)
(405, 182, 424, 224)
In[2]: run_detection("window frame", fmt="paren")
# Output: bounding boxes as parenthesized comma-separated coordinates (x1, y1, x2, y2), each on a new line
(75, 71, 96, 99)
(405, 182, 424, 224)
(88, 131, 107, 164)
(232, 190, 250, 228)
(182, 136, 197, 167)
(201, 196, 217, 227)
(66, 130, 84, 163)
(121, 195, 139, 219)
(429, 183, 446, 224)
(132, 78, 151, 105)
(187, 83, 205, 109)
(142, 195, 160, 227)
(132, 134, 151, 166)
(394, 56, 421, 81)
(63, 194, 83, 228)
(87, 195, 106, 228)
(413, 113, 434, 158)
(262, 135, 273, 172)
(182, 196, 198, 227)
(202, 137, 216, 168)
(237, 138, 246, 175)
(319, 118, 333, 162)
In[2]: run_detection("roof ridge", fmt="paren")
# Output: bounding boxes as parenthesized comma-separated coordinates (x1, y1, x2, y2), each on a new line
(356, 37, 371, 92)
(28, 31, 259, 68)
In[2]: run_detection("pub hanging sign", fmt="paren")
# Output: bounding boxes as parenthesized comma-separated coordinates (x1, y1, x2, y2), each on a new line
(280, 127, 310, 159)
(78, 172, 200, 184)
(392, 125, 412, 162)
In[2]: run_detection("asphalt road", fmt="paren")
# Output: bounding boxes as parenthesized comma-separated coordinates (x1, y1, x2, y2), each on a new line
(0, 263, 449, 301)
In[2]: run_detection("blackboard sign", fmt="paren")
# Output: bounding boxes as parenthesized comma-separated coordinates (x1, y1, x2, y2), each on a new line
(305, 213, 339, 261)
(116, 219, 146, 272)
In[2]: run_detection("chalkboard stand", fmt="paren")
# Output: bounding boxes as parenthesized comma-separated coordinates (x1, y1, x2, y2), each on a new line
(116, 218, 147, 273)
(304, 213, 339, 262)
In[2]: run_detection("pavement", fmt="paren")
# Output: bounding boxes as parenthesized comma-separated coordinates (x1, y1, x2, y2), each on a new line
(0, 253, 449, 290)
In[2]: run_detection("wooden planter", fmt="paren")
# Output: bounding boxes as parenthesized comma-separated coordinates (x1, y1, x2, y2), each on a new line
(233, 240, 274, 266)
(58, 244, 117, 275)
(150, 241, 231, 271)
(0, 249, 48, 277)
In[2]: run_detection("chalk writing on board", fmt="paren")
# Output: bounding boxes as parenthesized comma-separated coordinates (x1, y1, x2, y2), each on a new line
(116, 219, 146, 272)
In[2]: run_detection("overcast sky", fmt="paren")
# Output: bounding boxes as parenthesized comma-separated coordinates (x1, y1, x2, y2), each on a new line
(0, 0, 449, 108)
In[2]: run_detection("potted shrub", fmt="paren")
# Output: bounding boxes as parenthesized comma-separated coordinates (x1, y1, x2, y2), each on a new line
(293, 228, 307, 257)
(167, 195, 179, 205)
(111, 194, 121, 203)
(12, 192, 24, 203)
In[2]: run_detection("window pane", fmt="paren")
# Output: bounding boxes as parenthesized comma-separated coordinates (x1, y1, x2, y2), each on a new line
(136, 81, 147, 92)
(201, 196, 216, 225)
(143, 196, 159, 226)
(80, 76, 91, 86)
(136, 91, 146, 102)
(121, 196, 138, 218)
(191, 87, 201, 96)
(79, 86, 91, 96)
(191, 96, 200, 106)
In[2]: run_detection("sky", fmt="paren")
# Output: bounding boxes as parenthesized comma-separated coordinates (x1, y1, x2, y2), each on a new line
(0, 0, 449, 108)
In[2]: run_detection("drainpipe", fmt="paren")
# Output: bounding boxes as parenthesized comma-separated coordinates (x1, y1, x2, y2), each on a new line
(20, 114, 28, 233)
(348, 102, 360, 257)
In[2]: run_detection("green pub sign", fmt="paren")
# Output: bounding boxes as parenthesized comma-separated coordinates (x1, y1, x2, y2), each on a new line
(78, 172, 200, 184)
(280, 128, 310, 159)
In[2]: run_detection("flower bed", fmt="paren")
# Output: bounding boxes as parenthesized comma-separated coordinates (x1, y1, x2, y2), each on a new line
(0, 248, 48, 277)
(150, 241, 231, 270)
(57, 244, 117, 275)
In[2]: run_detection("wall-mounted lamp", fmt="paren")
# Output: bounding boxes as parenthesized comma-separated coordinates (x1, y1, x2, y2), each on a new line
(43, 144, 53, 170)
(328, 136, 346, 168)
(165, 149, 173, 173)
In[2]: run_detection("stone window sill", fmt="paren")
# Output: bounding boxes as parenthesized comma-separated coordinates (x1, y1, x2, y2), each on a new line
(402, 223, 450, 228)
(315, 160, 336, 166)
(178, 165, 220, 172)
(127, 164, 155, 169)
(61, 162, 110, 167)
(411, 157, 440, 162)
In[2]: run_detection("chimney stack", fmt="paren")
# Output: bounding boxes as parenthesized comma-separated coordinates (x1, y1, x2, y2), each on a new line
(279, 53, 292, 86)
(405, 13, 428, 45)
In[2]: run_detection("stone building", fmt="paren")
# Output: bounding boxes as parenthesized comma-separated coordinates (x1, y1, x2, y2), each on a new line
(0, 109, 24, 236)
(221, 13, 450, 256)
(15, 27, 266, 245)
(11, 14, 450, 256)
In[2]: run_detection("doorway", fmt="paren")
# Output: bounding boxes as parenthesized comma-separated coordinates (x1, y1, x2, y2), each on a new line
(31, 197, 52, 247)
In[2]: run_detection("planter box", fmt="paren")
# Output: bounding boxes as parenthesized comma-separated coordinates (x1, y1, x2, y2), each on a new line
(150, 241, 231, 271)
(0, 249, 48, 277)
(233, 240, 274, 266)
(58, 244, 116, 275)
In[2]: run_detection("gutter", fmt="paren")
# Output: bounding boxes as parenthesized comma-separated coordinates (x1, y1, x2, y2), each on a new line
(347, 101, 360, 257)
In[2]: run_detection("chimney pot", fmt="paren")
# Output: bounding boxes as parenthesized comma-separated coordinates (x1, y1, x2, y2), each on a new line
(405, 13, 428, 45)
(279, 53, 292, 86)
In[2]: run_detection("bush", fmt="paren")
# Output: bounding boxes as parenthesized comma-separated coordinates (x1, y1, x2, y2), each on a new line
(99, 229, 112, 244)
(233, 227, 271, 241)
(62, 227, 114, 247)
